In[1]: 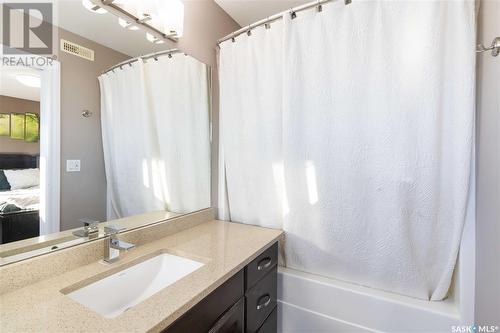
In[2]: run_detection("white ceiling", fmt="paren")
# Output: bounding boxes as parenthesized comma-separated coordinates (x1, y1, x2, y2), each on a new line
(0, 67, 41, 102)
(54, 0, 174, 57)
(0, 1, 309, 103)
(52, 1, 312, 57)
(214, 0, 310, 27)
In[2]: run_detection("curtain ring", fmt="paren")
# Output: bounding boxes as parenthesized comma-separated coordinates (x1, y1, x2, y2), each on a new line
(231, 37, 235, 43)
(317, 0, 323, 12)
(290, 10, 297, 19)
(265, 17, 271, 29)
(168, 53, 172, 58)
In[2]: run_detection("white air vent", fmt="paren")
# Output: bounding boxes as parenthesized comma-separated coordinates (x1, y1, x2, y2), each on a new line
(60, 39, 94, 61)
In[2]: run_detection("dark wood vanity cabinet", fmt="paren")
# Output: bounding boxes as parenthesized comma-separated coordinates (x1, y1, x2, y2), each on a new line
(164, 242, 278, 333)
(245, 243, 278, 333)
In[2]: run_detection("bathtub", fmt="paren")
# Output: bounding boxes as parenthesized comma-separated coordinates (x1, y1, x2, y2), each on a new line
(277, 267, 463, 332)
(277, 234, 475, 332)
(277, 165, 476, 333)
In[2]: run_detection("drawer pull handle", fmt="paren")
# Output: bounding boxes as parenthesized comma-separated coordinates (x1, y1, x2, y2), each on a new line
(256, 294, 271, 310)
(257, 257, 272, 271)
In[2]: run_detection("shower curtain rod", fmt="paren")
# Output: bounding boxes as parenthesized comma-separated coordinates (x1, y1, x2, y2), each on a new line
(217, 0, 349, 45)
(219, 0, 496, 54)
(102, 48, 182, 74)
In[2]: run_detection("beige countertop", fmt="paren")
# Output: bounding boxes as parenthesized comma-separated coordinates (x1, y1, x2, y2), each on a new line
(0, 220, 283, 333)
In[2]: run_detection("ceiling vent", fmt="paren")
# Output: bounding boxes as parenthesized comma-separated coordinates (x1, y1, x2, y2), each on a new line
(60, 39, 94, 61)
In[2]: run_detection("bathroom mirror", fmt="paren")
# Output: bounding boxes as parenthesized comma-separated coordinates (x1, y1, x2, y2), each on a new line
(0, 1, 211, 265)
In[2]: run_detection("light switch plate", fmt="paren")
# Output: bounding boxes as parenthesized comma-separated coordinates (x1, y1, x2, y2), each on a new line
(66, 160, 81, 172)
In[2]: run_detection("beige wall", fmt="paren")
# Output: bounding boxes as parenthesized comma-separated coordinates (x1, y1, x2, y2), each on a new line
(475, 0, 499, 326)
(177, 0, 239, 67)
(0, 96, 40, 155)
(57, 28, 129, 230)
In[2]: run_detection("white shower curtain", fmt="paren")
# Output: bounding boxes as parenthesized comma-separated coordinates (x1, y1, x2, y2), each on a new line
(99, 62, 164, 219)
(219, 0, 475, 300)
(219, 21, 284, 228)
(144, 55, 211, 213)
(99, 55, 211, 218)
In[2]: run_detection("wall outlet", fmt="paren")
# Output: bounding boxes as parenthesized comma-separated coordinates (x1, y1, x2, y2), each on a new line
(66, 160, 81, 172)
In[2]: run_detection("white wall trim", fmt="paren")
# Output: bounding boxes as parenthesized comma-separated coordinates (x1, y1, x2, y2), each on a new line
(37, 58, 61, 235)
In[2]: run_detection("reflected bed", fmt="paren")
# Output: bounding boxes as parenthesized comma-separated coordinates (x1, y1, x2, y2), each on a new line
(0, 154, 40, 244)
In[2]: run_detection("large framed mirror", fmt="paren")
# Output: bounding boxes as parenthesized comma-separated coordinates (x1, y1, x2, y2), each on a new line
(0, 1, 211, 265)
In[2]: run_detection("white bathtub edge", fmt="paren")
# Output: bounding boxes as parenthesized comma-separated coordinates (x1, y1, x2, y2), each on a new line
(278, 267, 461, 333)
(278, 300, 382, 333)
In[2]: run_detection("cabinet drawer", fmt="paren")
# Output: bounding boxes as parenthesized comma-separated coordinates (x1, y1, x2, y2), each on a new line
(163, 269, 244, 333)
(245, 267, 277, 333)
(257, 307, 277, 333)
(208, 297, 244, 333)
(245, 242, 278, 291)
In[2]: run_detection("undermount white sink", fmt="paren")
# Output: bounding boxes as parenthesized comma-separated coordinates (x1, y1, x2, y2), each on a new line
(65, 252, 204, 318)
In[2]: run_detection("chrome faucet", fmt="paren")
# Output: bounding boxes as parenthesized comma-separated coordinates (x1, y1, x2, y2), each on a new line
(103, 225, 135, 263)
(73, 219, 100, 239)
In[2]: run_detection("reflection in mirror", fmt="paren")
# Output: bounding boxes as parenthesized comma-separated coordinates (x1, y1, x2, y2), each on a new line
(0, 66, 42, 244)
(0, 1, 211, 265)
(99, 49, 210, 219)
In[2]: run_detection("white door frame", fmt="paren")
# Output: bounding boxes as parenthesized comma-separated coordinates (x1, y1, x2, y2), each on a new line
(37, 58, 61, 235)
(1, 51, 61, 235)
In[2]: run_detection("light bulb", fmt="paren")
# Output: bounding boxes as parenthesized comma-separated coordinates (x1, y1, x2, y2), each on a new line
(146, 33, 164, 44)
(118, 18, 139, 30)
(82, 0, 107, 14)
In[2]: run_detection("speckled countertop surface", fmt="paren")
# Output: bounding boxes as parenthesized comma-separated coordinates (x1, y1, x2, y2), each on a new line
(0, 220, 282, 333)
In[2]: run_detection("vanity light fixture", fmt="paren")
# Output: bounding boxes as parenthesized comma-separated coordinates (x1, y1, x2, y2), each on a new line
(83, 0, 183, 43)
(82, 0, 107, 14)
(16, 74, 41, 88)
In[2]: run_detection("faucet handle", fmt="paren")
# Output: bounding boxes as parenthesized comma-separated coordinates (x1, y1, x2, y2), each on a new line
(104, 224, 126, 235)
(73, 219, 99, 238)
(79, 218, 99, 230)
(79, 218, 99, 235)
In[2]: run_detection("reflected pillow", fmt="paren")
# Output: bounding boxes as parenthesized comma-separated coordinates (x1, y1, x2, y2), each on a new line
(3, 168, 39, 190)
(0, 170, 10, 191)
